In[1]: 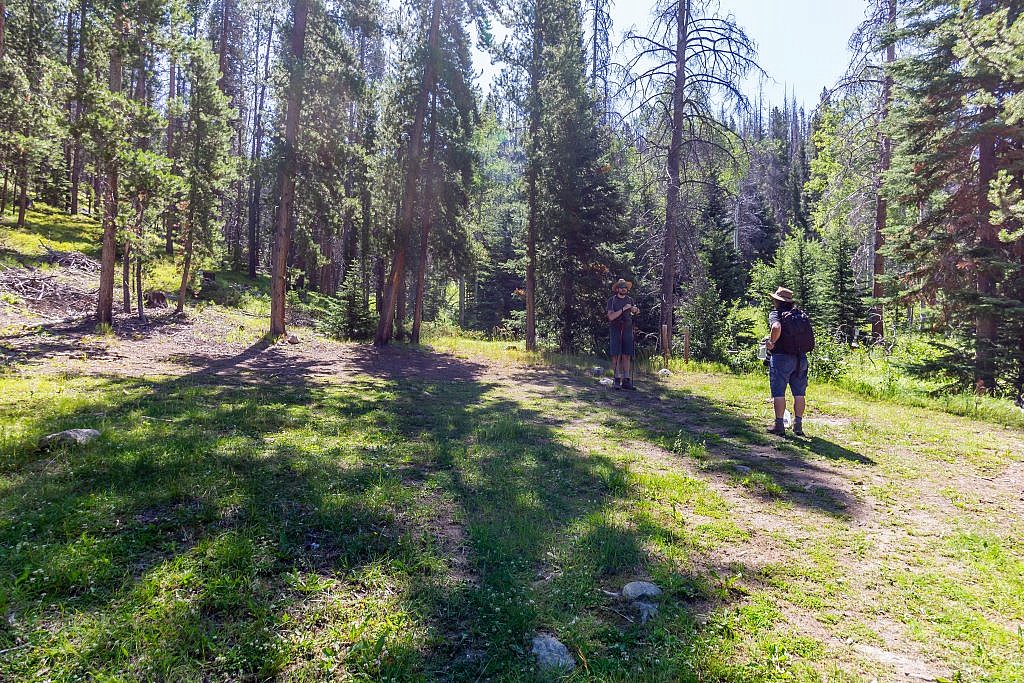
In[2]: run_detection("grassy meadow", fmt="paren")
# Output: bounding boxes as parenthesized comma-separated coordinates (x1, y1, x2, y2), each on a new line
(1, 206, 1023, 681)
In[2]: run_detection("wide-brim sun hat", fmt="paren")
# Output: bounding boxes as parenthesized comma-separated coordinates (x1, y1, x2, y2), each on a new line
(770, 286, 795, 303)
(612, 279, 633, 292)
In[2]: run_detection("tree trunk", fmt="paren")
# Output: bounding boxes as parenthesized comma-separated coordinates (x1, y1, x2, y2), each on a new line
(247, 16, 272, 278)
(164, 57, 177, 254)
(176, 219, 194, 314)
(269, 0, 310, 337)
(971, 0, 1002, 391)
(374, 0, 442, 346)
(231, 126, 244, 271)
(62, 7, 75, 210)
(524, 6, 542, 351)
(96, 30, 123, 326)
(217, 0, 231, 87)
(395, 271, 408, 341)
(135, 251, 145, 321)
(16, 158, 27, 228)
(361, 185, 371, 308)
(130, 54, 148, 318)
(661, 0, 689, 348)
(247, 165, 264, 276)
(0, 0, 6, 58)
(70, 0, 88, 215)
(411, 92, 438, 345)
(871, 0, 895, 340)
(975, 125, 998, 391)
(122, 241, 131, 313)
(1, 167, 8, 215)
(560, 251, 574, 353)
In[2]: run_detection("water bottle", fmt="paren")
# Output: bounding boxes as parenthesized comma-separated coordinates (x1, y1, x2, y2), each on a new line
(757, 342, 768, 360)
(783, 409, 793, 429)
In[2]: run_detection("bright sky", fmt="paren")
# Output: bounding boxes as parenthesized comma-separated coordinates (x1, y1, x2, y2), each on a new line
(474, 0, 869, 110)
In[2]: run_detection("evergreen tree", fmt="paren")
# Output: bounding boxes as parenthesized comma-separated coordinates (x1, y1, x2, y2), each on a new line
(886, 0, 1024, 392)
(534, 0, 624, 353)
(698, 173, 745, 302)
(175, 38, 235, 314)
(820, 226, 865, 340)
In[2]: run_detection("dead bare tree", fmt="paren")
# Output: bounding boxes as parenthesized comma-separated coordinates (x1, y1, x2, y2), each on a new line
(620, 0, 759, 349)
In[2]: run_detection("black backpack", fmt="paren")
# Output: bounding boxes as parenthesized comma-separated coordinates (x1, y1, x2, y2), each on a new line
(776, 309, 815, 354)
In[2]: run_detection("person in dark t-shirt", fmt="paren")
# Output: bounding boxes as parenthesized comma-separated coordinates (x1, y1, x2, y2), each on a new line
(764, 286, 810, 436)
(607, 279, 639, 390)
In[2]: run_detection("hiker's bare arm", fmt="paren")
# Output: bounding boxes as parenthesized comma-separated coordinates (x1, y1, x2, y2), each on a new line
(608, 303, 638, 321)
(766, 322, 782, 349)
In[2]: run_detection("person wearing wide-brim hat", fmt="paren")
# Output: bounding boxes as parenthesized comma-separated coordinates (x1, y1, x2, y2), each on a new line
(763, 286, 816, 436)
(607, 279, 639, 390)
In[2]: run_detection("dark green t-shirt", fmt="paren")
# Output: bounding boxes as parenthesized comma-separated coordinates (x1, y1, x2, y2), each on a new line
(608, 295, 634, 328)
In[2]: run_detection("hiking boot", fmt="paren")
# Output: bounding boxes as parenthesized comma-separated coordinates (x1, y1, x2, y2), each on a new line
(613, 377, 622, 389)
(622, 378, 637, 391)
(766, 423, 786, 436)
(793, 425, 805, 437)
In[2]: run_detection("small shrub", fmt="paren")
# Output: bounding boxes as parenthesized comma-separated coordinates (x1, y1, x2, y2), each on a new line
(676, 286, 755, 365)
(495, 310, 525, 341)
(315, 270, 377, 341)
(809, 331, 848, 383)
(898, 337, 976, 394)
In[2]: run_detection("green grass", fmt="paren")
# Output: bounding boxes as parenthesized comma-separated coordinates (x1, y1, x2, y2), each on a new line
(3, 208, 1024, 680)
(0, 204, 102, 267)
(3, 333, 1023, 681)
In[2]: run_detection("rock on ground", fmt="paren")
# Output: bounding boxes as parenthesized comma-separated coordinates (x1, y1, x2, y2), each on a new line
(39, 428, 100, 449)
(531, 634, 575, 671)
(621, 581, 662, 601)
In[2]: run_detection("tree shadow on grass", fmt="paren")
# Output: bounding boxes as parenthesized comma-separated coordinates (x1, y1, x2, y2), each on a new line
(492, 364, 875, 520)
(0, 311, 196, 369)
(0, 343, 755, 681)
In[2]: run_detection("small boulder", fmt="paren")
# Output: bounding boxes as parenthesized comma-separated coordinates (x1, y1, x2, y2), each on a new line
(658, 368, 672, 376)
(39, 428, 100, 449)
(621, 581, 662, 601)
(590, 366, 604, 377)
(734, 465, 752, 475)
(286, 334, 299, 345)
(531, 634, 575, 671)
